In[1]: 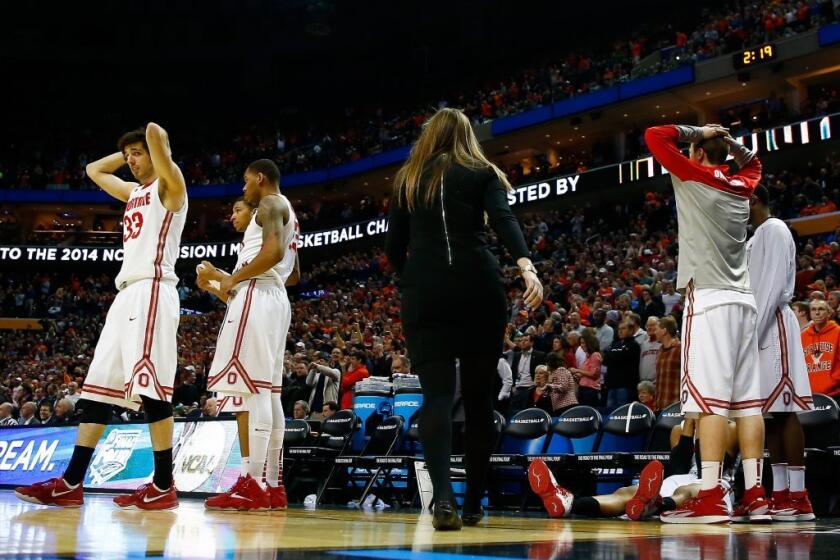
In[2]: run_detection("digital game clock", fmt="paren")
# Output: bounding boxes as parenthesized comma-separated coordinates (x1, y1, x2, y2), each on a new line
(733, 43, 777, 69)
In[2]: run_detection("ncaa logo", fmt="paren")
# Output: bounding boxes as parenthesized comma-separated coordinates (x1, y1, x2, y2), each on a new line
(89, 429, 142, 485)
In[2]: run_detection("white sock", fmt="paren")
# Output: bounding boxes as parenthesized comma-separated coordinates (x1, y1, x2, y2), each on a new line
(240, 457, 251, 477)
(788, 466, 806, 493)
(771, 463, 788, 492)
(700, 461, 721, 491)
(742, 458, 762, 489)
(266, 429, 285, 487)
(246, 392, 272, 489)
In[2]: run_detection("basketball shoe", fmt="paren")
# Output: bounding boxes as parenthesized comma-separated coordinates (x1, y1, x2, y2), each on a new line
(625, 460, 664, 521)
(205, 474, 269, 511)
(268, 484, 288, 510)
(770, 490, 815, 521)
(528, 459, 573, 518)
(14, 477, 84, 507)
(731, 485, 771, 523)
(113, 483, 179, 511)
(660, 484, 730, 524)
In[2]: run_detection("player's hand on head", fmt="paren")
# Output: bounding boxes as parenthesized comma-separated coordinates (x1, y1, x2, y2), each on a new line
(701, 124, 729, 139)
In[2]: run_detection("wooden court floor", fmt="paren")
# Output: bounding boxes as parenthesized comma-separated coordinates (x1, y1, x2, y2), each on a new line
(1, 490, 838, 558)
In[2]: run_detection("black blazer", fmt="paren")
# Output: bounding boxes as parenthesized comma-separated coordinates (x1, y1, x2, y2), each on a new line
(511, 350, 547, 385)
(385, 163, 530, 365)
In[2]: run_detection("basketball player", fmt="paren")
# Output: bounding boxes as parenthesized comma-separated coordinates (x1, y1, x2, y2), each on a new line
(528, 420, 738, 523)
(645, 123, 768, 523)
(197, 159, 299, 511)
(747, 184, 815, 521)
(15, 124, 187, 509)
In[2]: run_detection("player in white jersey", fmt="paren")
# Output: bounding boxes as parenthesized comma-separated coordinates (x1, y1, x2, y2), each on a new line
(15, 124, 187, 510)
(198, 159, 300, 511)
(747, 184, 815, 521)
(645, 123, 768, 523)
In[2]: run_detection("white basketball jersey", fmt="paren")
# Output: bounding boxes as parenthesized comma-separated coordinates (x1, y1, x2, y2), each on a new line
(233, 194, 299, 286)
(115, 179, 187, 290)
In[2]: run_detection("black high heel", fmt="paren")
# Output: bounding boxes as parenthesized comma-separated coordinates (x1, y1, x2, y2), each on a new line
(432, 500, 463, 531)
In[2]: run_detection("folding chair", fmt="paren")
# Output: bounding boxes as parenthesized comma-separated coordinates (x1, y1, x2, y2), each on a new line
(353, 416, 406, 506)
(593, 402, 655, 494)
(545, 406, 602, 454)
(491, 408, 552, 509)
(647, 401, 683, 451)
(280, 419, 312, 498)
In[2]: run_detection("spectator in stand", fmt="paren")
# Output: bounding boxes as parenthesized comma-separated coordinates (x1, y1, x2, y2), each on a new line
(565, 331, 585, 368)
(527, 366, 557, 415)
(186, 397, 218, 419)
(637, 287, 665, 324)
(339, 350, 370, 410)
(510, 334, 546, 410)
(637, 380, 656, 410)
(19, 402, 39, 426)
(570, 329, 603, 408)
(307, 355, 341, 420)
(603, 321, 642, 411)
(172, 370, 201, 408)
(567, 312, 585, 334)
(661, 280, 682, 316)
(829, 290, 840, 323)
(391, 354, 411, 376)
(545, 351, 578, 415)
(536, 319, 559, 353)
(792, 301, 812, 331)
(39, 402, 54, 424)
(654, 316, 681, 411)
(0, 403, 18, 426)
(321, 400, 339, 418)
(639, 316, 662, 383)
(283, 362, 313, 412)
(51, 398, 76, 425)
(593, 308, 615, 353)
(496, 356, 514, 412)
(293, 400, 310, 420)
(802, 299, 840, 398)
(65, 382, 82, 405)
(628, 313, 649, 346)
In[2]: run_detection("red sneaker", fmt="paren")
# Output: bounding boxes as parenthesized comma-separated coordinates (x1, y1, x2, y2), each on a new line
(268, 484, 288, 511)
(660, 484, 730, 524)
(626, 460, 664, 521)
(528, 459, 573, 518)
(113, 483, 179, 511)
(772, 490, 815, 521)
(204, 474, 269, 512)
(14, 477, 84, 508)
(732, 485, 770, 523)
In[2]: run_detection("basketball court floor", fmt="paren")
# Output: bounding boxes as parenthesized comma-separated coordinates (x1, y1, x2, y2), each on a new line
(1, 491, 837, 558)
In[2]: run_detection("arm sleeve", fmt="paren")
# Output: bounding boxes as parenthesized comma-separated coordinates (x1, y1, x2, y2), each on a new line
(644, 125, 704, 181)
(306, 369, 317, 387)
(727, 136, 762, 189)
(385, 198, 410, 274)
(484, 172, 530, 260)
(751, 228, 790, 346)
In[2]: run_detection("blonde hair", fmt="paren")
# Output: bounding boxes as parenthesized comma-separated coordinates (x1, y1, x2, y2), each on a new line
(394, 108, 511, 211)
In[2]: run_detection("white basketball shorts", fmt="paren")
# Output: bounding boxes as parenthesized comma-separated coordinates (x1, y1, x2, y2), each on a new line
(207, 279, 290, 398)
(759, 305, 813, 413)
(680, 286, 763, 418)
(82, 279, 180, 410)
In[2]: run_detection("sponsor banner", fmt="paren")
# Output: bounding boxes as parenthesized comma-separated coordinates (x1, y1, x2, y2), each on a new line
(0, 420, 242, 493)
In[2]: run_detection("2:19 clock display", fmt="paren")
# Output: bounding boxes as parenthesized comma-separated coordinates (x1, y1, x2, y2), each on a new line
(733, 43, 777, 69)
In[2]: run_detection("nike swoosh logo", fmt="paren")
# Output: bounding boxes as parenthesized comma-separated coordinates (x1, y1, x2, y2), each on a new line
(129, 317, 137, 321)
(759, 344, 771, 350)
(230, 493, 252, 501)
(51, 488, 75, 497)
(142, 493, 168, 503)
(227, 319, 235, 323)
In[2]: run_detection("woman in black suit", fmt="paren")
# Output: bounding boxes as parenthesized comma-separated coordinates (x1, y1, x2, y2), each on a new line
(386, 108, 543, 530)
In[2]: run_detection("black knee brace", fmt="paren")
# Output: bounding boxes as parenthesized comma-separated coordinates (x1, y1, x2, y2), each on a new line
(141, 395, 173, 423)
(79, 399, 113, 425)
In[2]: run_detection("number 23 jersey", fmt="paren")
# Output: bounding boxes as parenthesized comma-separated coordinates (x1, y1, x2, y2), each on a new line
(115, 179, 188, 290)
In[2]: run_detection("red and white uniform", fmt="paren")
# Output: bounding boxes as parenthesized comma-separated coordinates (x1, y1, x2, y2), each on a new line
(645, 125, 763, 418)
(209, 194, 299, 402)
(747, 218, 813, 412)
(82, 179, 187, 410)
